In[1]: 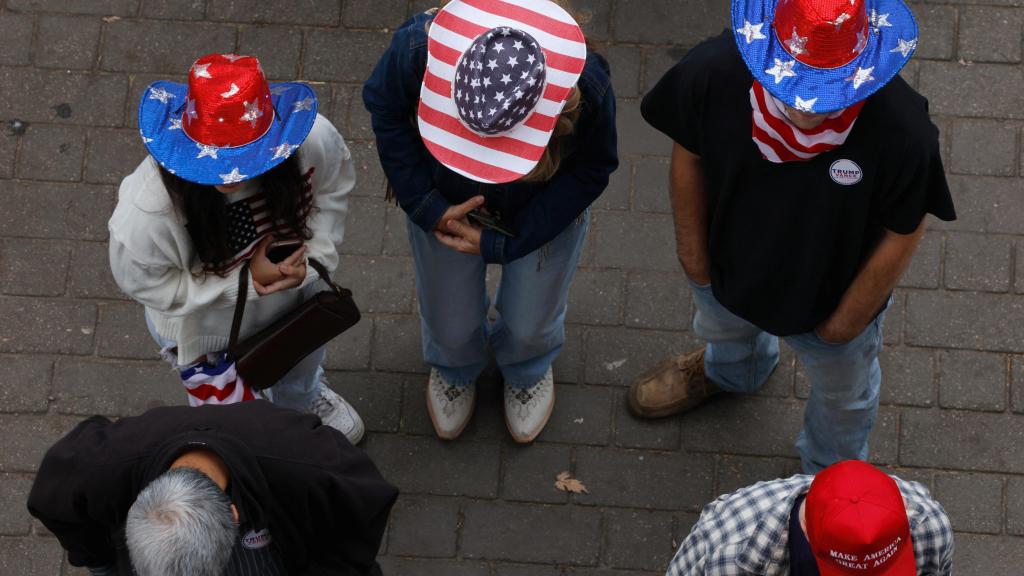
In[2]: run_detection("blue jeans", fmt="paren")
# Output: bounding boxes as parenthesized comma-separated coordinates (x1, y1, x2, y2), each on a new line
(689, 280, 887, 474)
(144, 284, 325, 412)
(407, 212, 589, 389)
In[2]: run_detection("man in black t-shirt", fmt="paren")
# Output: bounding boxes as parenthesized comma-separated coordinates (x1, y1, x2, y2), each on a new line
(628, 0, 955, 473)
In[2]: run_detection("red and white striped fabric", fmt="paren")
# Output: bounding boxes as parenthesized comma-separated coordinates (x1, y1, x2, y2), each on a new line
(419, 0, 587, 183)
(180, 353, 264, 407)
(749, 81, 865, 164)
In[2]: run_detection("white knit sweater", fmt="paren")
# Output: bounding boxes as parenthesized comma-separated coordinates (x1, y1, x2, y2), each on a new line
(109, 115, 354, 364)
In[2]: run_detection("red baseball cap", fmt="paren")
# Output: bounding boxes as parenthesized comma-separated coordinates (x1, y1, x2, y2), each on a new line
(805, 461, 916, 576)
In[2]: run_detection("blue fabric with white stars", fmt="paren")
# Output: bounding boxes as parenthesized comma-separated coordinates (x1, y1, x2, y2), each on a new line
(453, 27, 546, 136)
(732, 0, 919, 114)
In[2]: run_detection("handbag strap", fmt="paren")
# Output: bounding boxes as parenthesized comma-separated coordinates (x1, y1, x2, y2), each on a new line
(229, 257, 338, 349)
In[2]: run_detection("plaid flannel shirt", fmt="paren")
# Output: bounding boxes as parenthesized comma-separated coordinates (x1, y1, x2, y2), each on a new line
(667, 475, 954, 576)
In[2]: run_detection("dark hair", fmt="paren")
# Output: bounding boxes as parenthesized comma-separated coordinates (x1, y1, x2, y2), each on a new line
(158, 154, 311, 275)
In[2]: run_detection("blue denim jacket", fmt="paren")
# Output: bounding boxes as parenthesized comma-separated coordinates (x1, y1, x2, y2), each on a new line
(363, 11, 618, 264)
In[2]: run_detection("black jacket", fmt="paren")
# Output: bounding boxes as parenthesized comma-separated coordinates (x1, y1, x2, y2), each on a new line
(27, 401, 397, 575)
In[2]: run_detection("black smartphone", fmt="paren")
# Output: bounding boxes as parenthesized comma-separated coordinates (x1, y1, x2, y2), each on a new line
(467, 210, 516, 237)
(266, 239, 302, 264)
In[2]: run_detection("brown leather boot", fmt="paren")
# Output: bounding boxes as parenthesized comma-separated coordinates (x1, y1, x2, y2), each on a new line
(627, 348, 722, 419)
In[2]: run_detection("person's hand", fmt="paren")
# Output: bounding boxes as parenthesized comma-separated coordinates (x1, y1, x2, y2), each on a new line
(814, 315, 864, 345)
(253, 245, 307, 296)
(250, 236, 285, 285)
(435, 196, 485, 233)
(435, 218, 482, 255)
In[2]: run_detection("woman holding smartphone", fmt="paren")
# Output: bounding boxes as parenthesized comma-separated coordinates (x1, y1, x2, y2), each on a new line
(364, 0, 618, 442)
(109, 53, 364, 442)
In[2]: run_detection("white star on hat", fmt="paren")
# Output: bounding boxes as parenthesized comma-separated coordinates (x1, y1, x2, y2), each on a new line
(794, 96, 817, 112)
(493, 42, 505, 54)
(196, 143, 219, 159)
(736, 20, 767, 44)
(168, 118, 182, 130)
(852, 29, 869, 54)
(765, 59, 797, 84)
(271, 142, 300, 160)
(512, 40, 524, 51)
(507, 56, 519, 68)
(148, 87, 176, 104)
(219, 167, 247, 184)
(292, 97, 315, 112)
(185, 99, 198, 124)
(500, 74, 512, 85)
(870, 10, 892, 30)
(220, 83, 240, 98)
(890, 37, 917, 58)
(845, 66, 875, 89)
(193, 63, 213, 79)
(785, 27, 809, 56)
(240, 100, 263, 128)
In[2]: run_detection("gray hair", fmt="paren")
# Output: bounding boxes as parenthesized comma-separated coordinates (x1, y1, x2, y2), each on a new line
(126, 467, 238, 576)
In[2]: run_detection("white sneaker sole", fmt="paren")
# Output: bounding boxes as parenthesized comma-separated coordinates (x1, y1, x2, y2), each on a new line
(504, 385, 555, 444)
(426, 386, 476, 441)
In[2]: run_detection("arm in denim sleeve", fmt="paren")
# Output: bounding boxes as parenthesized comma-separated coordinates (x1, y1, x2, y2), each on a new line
(362, 14, 450, 233)
(480, 81, 618, 264)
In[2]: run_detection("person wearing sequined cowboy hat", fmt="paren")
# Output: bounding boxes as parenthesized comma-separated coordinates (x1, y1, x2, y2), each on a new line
(630, 0, 956, 473)
(666, 460, 954, 575)
(363, 0, 617, 443)
(108, 53, 365, 443)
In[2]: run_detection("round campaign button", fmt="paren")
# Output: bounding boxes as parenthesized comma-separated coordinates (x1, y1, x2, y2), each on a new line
(829, 159, 863, 186)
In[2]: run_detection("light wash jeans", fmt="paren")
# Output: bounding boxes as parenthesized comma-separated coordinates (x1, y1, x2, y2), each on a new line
(407, 212, 589, 389)
(144, 283, 325, 412)
(689, 280, 888, 474)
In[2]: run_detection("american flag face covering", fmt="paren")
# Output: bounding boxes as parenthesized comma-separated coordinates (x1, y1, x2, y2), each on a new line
(749, 80, 865, 163)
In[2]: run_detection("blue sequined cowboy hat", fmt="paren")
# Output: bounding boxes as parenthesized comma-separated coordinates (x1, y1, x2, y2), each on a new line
(138, 53, 318, 186)
(732, 0, 918, 114)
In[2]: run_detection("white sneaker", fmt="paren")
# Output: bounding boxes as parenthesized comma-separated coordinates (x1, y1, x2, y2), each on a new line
(504, 368, 555, 444)
(309, 382, 365, 445)
(426, 369, 476, 440)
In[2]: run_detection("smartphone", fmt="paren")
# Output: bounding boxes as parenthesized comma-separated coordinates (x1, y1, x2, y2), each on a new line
(266, 239, 302, 264)
(468, 210, 516, 237)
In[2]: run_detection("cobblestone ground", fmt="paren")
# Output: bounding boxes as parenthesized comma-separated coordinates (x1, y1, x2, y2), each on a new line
(1, 0, 1023, 574)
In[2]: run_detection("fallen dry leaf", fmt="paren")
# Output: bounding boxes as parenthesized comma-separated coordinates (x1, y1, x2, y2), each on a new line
(102, 16, 121, 23)
(554, 471, 588, 494)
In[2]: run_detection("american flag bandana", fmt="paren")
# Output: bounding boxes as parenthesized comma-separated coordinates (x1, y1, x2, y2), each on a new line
(419, 0, 587, 183)
(750, 80, 865, 163)
(180, 352, 264, 407)
(204, 166, 315, 274)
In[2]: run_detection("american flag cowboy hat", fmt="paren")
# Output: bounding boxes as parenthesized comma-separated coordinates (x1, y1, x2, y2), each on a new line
(419, 0, 587, 184)
(733, 0, 919, 114)
(138, 53, 318, 186)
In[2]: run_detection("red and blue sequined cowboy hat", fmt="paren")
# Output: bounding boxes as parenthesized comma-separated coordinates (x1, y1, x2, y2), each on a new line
(733, 0, 918, 114)
(138, 53, 318, 186)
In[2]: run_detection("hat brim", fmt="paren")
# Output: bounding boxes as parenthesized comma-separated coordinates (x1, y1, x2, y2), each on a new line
(138, 81, 318, 185)
(419, 0, 587, 184)
(732, 0, 918, 114)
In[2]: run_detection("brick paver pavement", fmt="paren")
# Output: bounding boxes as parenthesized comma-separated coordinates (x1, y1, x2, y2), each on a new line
(1, 0, 1022, 574)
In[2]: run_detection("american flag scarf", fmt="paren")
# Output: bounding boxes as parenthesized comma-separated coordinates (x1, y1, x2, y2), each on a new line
(749, 81, 865, 163)
(204, 166, 315, 274)
(180, 352, 264, 406)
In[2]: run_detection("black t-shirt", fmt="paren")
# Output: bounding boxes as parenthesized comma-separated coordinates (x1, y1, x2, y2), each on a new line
(641, 31, 956, 336)
(789, 494, 820, 575)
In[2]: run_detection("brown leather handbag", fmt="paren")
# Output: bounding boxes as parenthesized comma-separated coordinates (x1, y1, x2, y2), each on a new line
(228, 258, 360, 391)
